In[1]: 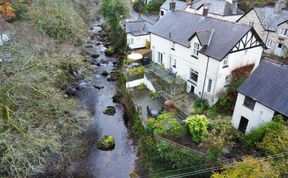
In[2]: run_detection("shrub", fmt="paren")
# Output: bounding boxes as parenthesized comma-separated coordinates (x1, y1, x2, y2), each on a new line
(144, 1, 162, 13)
(193, 99, 209, 114)
(145, 40, 150, 49)
(137, 83, 147, 90)
(184, 115, 209, 143)
(149, 92, 159, 100)
(147, 112, 185, 140)
(127, 66, 145, 76)
(242, 120, 285, 149)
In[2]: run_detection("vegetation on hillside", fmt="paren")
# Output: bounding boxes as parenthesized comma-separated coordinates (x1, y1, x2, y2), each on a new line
(0, 0, 97, 177)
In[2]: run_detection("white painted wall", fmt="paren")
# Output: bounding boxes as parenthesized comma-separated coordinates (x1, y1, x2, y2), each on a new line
(127, 33, 149, 49)
(150, 32, 263, 105)
(126, 75, 156, 92)
(185, 6, 242, 22)
(231, 93, 275, 133)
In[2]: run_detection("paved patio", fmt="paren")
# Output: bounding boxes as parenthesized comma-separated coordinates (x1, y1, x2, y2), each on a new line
(129, 88, 163, 121)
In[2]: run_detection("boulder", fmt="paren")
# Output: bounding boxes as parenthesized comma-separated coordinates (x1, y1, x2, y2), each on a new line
(103, 106, 116, 115)
(97, 135, 115, 151)
(104, 47, 115, 56)
(91, 54, 100, 58)
(101, 70, 109, 77)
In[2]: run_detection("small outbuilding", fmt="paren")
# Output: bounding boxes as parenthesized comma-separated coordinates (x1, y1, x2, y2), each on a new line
(232, 60, 288, 134)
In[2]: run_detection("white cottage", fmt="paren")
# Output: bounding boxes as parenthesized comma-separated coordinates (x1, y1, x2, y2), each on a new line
(231, 60, 288, 133)
(149, 10, 265, 105)
(125, 20, 153, 49)
(185, 0, 244, 22)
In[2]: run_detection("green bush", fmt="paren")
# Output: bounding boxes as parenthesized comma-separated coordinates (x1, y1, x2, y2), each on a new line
(242, 120, 285, 149)
(127, 66, 145, 76)
(144, 1, 162, 13)
(184, 115, 209, 143)
(137, 83, 147, 90)
(193, 99, 209, 114)
(149, 92, 160, 100)
(147, 112, 185, 140)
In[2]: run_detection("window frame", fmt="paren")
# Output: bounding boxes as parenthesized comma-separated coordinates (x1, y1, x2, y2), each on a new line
(266, 39, 274, 48)
(243, 96, 256, 110)
(279, 28, 288, 37)
(189, 69, 199, 85)
(192, 42, 200, 59)
(223, 55, 229, 68)
(207, 79, 212, 93)
(224, 75, 231, 87)
(157, 51, 163, 64)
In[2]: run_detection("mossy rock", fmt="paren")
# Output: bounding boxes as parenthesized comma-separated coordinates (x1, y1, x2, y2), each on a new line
(97, 135, 115, 151)
(103, 106, 116, 115)
(112, 94, 121, 103)
(101, 70, 109, 77)
(104, 47, 115, 56)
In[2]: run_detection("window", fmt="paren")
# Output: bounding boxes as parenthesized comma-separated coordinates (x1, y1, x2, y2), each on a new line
(189, 69, 198, 85)
(266, 39, 274, 48)
(223, 55, 229, 68)
(172, 58, 176, 68)
(171, 42, 175, 51)
(279, 28, 288, 37)
(278, 43, 283, 49)
(157, 51, 163, 64)
(243, 96, 255, 110)
(207, 79, 212, 92)
(160, 10, 164, 16)
(225, 75, 231, 87)
(192, 42, 200, 58)
(249, 22, 254, 26)
(130, 38, 134, 45)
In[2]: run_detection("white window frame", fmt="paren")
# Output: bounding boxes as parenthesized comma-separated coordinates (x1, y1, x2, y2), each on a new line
(279, 28, 288, 37)
(192, 42, 200, 58)
(207, 79, 212, 93)
(225, 75, 231, 87)
(189, 69, 199, 85)
(223, 55, 229, 68)
(266, 39, 274, 48)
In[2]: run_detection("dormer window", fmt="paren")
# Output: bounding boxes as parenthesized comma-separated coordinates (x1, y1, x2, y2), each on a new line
(192, 42, 200, 58)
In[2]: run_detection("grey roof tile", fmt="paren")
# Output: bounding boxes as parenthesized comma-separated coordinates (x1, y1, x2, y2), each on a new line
(149, 10, 252, 60)
(238, 60, 288, 117)
(161, 0, 189, 11)
(125, 20, 151, 36)
(254, 6, 288, 31)
(192, 0, 244, 16)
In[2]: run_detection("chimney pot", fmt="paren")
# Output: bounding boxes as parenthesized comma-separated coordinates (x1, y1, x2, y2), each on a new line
(202, 4, 209, 16)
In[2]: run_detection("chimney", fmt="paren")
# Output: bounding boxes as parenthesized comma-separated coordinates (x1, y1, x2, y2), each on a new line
(274, 0, 286, 14)
(232, 0, 238, 14)
(170, 0, 176, 11)
(202, 4, 209, 16)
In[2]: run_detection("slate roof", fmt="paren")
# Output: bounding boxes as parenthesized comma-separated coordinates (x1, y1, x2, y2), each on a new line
(149, 10, 258, 60)
(125, 20, 152, 36)
(161, 0, 189, 11)
(238, 60, 288, 117)
(192, 0, 244, 16)
(253, 6, 288, 31)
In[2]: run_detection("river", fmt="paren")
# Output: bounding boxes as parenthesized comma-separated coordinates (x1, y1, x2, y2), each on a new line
(67, 18, 137, 178)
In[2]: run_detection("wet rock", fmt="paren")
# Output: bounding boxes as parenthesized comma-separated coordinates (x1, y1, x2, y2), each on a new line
(112, 94, 121, 103)
(84, 44, 94, 49)
(104, 47, 114, 56)
(93, 85, 104, 90)
(101, 70, 109, 77)
(97, 135, 115, 151)
(103, 106, 116, 115)
(107, 69, 119, 81)
(65, 86, 77, 96)
(91, 54, 100, 58)
(96, 42, 101, 46)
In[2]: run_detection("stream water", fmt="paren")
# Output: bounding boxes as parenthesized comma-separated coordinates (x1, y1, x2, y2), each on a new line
(67, 18, 137, 178)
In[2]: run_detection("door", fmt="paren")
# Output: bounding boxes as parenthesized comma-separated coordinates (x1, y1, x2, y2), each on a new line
(238, 116, 249, 134)
(190, 85, 195, 94)
(274, 43, 284, 57)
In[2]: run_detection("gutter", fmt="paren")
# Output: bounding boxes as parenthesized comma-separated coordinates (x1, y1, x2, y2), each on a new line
(201, 56, 210, 99)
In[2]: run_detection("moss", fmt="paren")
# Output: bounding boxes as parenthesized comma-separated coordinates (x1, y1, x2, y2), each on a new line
(105, 47, 115, 56)
(97, 135, 115, 151)
(103, 106, 116, 115)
